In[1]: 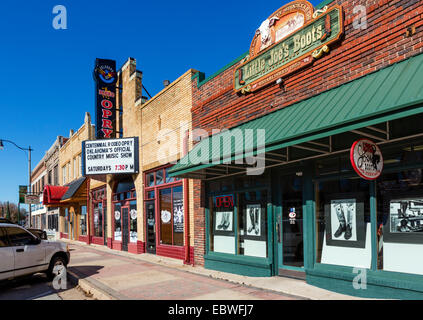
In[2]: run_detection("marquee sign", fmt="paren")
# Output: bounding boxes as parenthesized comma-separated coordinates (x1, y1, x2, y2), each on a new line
(234, 1, 343, 93)
(94, 58, 117, 139)
(82, 137, 139, 175)
(350, 139, 383, 180)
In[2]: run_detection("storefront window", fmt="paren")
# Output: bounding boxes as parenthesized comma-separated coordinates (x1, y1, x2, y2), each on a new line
(80, 206, 87, 236)
(315, 177, 371, 268)
(147, 191, 155, 199)
(172, 186, 184, 246)
(160, 188, 172, 245)
(94, 202, 103, 237)
(147, 172, 155, 187)
(165, 167, 174, 183)
(130, 200, 137, 243)
(48, 213, 58, 231)
(209, 194, 235, 254)
(156, 169, 164, 185)
(114, 202, 122, 241)
(158, 186, 184, 246)
(238, 190, 268, 258)
(64, 208, 69, 234)
(376, 145, 423, 275)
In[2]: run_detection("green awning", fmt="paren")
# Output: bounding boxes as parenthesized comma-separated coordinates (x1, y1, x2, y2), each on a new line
(170, 53, 423, 177)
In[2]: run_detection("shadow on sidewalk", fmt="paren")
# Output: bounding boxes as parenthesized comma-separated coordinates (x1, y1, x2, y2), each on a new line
(68, 265, 104, 279)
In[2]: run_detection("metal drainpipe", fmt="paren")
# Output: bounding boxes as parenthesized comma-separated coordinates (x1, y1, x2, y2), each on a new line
(183, 129, 191, 265)
(184, 178, 190, 265)
(87, 177, 91, 244)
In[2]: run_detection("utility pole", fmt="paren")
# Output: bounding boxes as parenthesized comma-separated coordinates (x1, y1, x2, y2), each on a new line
(0, 139, 33, 227)
(28, 145, 32, 227)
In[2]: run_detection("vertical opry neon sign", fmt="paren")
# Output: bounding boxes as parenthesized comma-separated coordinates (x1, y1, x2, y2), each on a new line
(94, 59, 117, 139)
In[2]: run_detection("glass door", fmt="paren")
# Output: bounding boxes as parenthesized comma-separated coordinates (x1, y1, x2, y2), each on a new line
(146, 200, 156, 253)
(278, 174, 304, 273)
(121, 206, 129, 251)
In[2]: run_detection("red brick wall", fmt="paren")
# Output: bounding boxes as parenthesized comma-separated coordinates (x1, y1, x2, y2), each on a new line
(193, 180, 206, 265)
(192, 0, 423, 133)
(190, 0, 423, 265)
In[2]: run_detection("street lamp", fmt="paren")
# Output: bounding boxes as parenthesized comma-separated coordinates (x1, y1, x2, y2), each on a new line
(0, 139, 33, 227)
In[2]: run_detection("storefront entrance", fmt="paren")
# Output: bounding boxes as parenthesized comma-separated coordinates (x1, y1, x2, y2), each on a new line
(277, 174, 305, 274)
(145, 200, 156, 253)
(112, 179, 137, 252)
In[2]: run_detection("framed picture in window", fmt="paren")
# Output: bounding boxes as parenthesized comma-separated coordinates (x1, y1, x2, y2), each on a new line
(242, 203, 267, 241)
(384, 191, 423, 244)
(214, 211, 233, 232)
(324, 193, 366, 248)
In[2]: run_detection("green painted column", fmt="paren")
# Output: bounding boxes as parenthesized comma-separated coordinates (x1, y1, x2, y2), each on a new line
(302, 163, 315, 270)
(271, 169, 282, 275)
(370, 181, 378, 271)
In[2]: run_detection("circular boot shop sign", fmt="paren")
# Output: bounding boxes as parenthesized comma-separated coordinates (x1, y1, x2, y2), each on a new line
(350, 139, 383, 180)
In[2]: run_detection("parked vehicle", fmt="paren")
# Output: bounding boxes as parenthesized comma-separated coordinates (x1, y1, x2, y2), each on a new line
(0, 223, 70, 281)
(27, 228, 48, 240)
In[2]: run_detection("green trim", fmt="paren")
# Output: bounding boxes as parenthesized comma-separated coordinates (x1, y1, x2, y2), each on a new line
(315, 0, 334, 9)
(303, 165, 315, 270)
(204, 252, 272, 277)
(307, 263, 423, 299)
(267, 201, 274, 275)
(370, 182, 378, 271)
(279, 265, 305, 272)
(193, 51, 249, 89)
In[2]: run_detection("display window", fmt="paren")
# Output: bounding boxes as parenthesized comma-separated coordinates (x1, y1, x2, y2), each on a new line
(144, 166, 184, 252)
(92, 187, 107, 239)
(315, 156, 371, 269)
(80, 205, 87, 236)
(208, 176, 270, 258)
(112, 179, 137, 251)
(376, 143, 423, 275)
(64, 208, 69, 234)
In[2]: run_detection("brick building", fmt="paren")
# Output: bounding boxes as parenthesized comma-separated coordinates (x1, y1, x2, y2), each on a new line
(30, 156, 47, 229)
(169, 0, 423, 298)
(43, 135, 68, 238)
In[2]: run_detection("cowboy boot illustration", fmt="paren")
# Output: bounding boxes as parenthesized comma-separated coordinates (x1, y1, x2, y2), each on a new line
(248, 208, 255, 233)
(334, 204, 346, 238)
(222, 212, 230, 230)
(344, 203, 353, 240)
(217, 213, 226, 229)
(254, 208, 260, 235)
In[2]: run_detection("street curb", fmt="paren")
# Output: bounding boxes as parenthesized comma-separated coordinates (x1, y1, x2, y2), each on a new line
(67, 268, 130, 300)
(63, 239, 362, 300)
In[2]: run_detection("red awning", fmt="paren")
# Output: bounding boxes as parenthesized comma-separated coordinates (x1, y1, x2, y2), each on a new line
(43, 185, 69, 206)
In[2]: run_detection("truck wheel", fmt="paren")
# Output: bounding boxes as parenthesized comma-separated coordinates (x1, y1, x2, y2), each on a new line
(46, 256, 67, 281)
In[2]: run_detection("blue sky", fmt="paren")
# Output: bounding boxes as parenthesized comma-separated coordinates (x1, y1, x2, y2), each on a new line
(0, 0, 321, 205)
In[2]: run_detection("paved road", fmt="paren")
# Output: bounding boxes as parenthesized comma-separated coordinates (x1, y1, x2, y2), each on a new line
(0, 273, 93, 300)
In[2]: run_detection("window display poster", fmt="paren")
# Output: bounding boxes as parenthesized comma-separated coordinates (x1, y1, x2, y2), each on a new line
(94, 208, 99, 227)
(114, 210, 121, 241)
(330, 199, 357, 242)
(161, 210, 171, 224)
(390, 199, 423, 233)
(246, 204, 261, 237)
(173, 198, 184, 233)
(130, 231, 137, 243)
(215, 211, 233, 232)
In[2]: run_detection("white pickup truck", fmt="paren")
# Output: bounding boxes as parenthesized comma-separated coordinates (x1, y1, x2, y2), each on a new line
(0, 223, 70, 281)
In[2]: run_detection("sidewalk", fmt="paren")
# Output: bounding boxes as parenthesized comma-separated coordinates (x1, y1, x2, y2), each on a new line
(62, 239, 364, 300)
